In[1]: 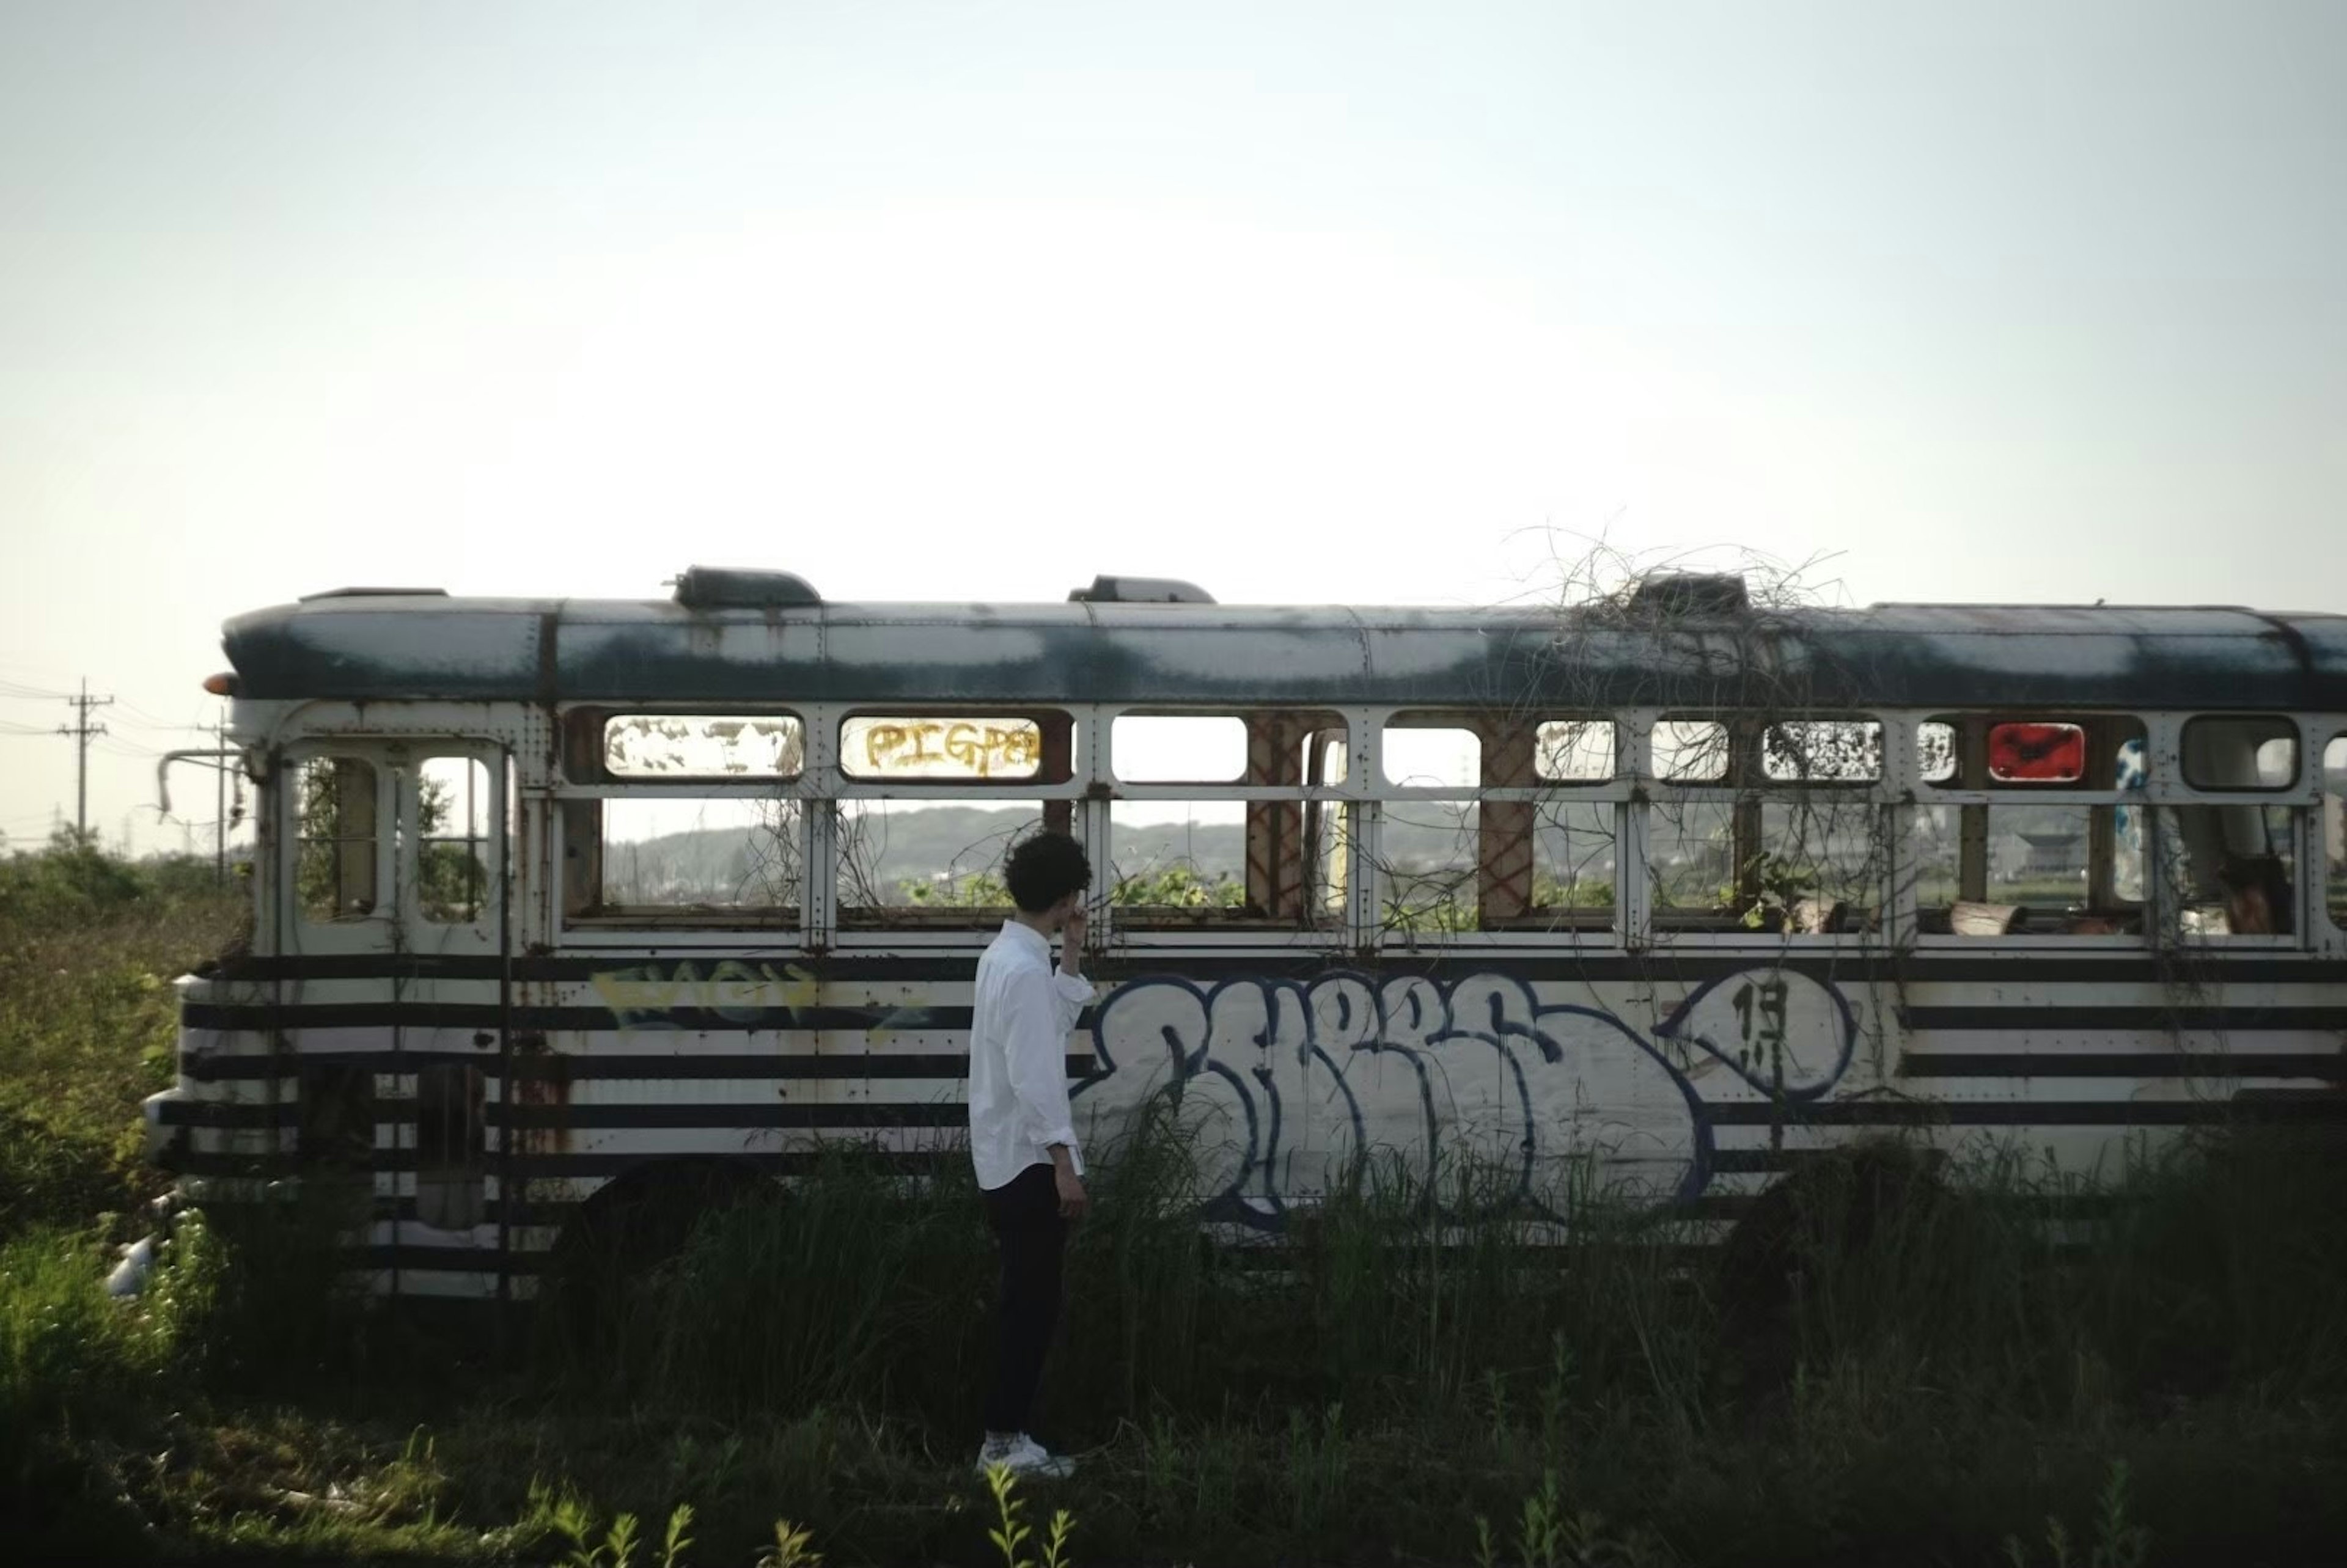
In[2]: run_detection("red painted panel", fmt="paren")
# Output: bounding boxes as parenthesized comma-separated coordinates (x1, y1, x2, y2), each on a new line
(1988, 722, 2085, 783)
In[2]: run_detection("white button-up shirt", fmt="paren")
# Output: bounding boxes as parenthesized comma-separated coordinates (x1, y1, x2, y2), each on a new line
(968, 919, 1093, 1192)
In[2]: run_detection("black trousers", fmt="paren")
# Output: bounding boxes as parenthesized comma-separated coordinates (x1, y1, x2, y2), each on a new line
(981, 1163, 1065, 1435)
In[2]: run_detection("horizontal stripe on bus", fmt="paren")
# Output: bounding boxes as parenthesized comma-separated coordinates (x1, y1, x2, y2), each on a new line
(1704, 1097, 2347, 1127)
(185, 997, 2347, 1037)
(490, 1101, 966, 1130)
(180, 1050, 1092, 1082)
(182, 1002, 992, 1032)
(156, 1100, 301, 1128)
(1901, 1006, 2347, 1032)
(1898, 1052, 2347, 1080)
(201, 951, 2347, 986)
(358, 1245, 546, 1275)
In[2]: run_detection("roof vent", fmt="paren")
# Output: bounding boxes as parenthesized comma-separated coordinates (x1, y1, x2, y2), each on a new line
(1628, 573, 1748, 617)
(1068, 574, 1216, 605)
(672, 566, 823, 609)
(299, 586, 450, 601)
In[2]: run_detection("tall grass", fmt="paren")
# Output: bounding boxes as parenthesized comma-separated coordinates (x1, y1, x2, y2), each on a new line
(5, 843, 2345, 1562)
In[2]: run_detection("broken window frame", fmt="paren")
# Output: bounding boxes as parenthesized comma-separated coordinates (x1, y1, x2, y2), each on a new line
(1367, 709, 1628, 945)
(554, 706, 818, 937)
(1103, 707, 1353, 935)
(1630, 712, 1889, 945)
(827, 706, 1082, 937)
(286, 748, 394, 940)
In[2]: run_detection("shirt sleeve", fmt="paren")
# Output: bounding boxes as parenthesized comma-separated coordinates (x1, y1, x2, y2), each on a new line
(1003, 964, 1087, 1173)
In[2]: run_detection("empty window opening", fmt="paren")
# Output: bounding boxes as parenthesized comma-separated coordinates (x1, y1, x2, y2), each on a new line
(2181, 717, 2298, 791)
(414, 1064, 485, 1231)
(1377, 716, 1482, 931)
(1522, 800, 1616, 930)
(603, 713, 804, 779)
(1114, 713, 1346, 928)
(1750, 799, 1883, 933)
(1651, 721, 1730, 783)
(837, 801, 1037, 925)
(295, 757, 380, 923)
(1647, 800, 1739, 924)
(417, 755, 493, 925)
(1382, 724, 1480, 790)
(1109, 799, 1249, 916)
(1112, 716, 1249, 782)
(595, 797, 803, 921)
(1911, 803, 2145, 936)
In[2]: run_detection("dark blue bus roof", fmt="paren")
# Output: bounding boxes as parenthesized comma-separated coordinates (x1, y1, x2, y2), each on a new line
(221, 594, 2347, 713)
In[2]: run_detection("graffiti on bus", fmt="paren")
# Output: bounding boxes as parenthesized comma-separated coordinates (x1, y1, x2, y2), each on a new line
(1073, 968, 1856, 1226)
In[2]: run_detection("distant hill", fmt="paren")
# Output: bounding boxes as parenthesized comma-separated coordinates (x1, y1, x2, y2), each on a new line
(601, 802, 1596, 904)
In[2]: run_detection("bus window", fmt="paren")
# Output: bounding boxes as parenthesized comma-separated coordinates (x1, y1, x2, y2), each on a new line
(603, 713, 804, 779)
(1762, 720, 1882, 783)
(1651, 720, 1729, 782)
(2181, 717, 2298, 790)
(2159, 804, 2296, 937)
(1112, 716, 1248, 782)
(1647, 800, 1738, 923)
(1114, 713, 1346, 928)
(834, 711, 1075, 929)
(295, 757, 381, 923)
(1534, 720, 1614, 782)
(837, 802, 1037, 924)
(842, 716, 1044, 781)
(1912, 716, 2147, 936)
(2326, 736, 2346, 931)
(417, 755, 494, 925)
(1529, 800, 1616, 926)
(598, 797, 803, 920)
(1379, 719, 1480, 931)
(1755, 799, 1882, 932)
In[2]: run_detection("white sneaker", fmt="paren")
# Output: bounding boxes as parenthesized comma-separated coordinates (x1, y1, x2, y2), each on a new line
(975, 1432, 1076, 1479)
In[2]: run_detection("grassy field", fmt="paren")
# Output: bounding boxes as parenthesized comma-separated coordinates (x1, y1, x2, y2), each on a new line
(4, 840, 2344, 1566)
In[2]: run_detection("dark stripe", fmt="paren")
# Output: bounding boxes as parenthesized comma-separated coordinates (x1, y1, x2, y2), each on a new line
(504, 1149, 957, 1178)
(1900, 1052, 2347, 1080)
(492, 1101, 965, 1130)
(373, 1196, 575, 1225)
(1706, 1097, 2347, 1127)
(156, 1100, 299, 1129)
(199, 950, 2347, 987)
(1707, 1148, 1826, 1174)
(181, 1050, 1093, 1081)
(185, 1003, 983, 1032)
(1904, 1006, 2347, 1031)
(356, 1245, 546, 1275)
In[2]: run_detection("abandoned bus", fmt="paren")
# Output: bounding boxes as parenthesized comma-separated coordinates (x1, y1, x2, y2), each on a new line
(144, 568, 2347, 1299)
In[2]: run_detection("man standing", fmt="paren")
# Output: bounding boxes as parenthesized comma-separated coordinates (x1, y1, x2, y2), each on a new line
(968, 832, 1093, 1478)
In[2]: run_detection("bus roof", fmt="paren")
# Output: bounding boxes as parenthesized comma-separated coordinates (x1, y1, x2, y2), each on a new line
(219, 593, 2347, 713)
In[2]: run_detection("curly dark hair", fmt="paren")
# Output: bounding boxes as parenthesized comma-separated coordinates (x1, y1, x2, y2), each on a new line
(1004, 832, 1090, 915)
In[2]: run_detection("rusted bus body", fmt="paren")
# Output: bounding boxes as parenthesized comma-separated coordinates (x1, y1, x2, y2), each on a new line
(145, 578, 2347, 1299)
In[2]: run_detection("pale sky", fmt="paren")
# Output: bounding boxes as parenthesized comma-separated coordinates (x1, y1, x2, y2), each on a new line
(3, 0, 2342, 853)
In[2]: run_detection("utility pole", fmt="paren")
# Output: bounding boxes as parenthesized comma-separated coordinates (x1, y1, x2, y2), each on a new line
(56, 678, 114, 842)
(214, 716, 228, 885)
